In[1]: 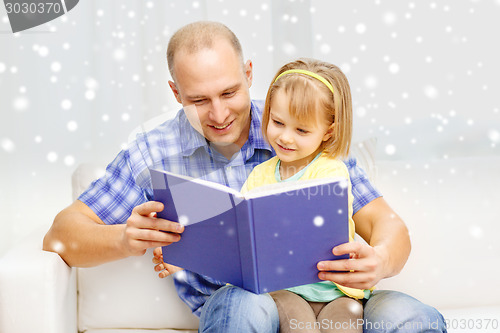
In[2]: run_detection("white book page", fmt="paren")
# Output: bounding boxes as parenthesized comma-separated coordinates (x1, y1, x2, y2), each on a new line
(151, 168, 243, 198)
(243, 177, 347, 199)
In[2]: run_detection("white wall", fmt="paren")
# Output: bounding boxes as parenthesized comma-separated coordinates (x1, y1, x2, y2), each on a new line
(1, 0, 499, 256)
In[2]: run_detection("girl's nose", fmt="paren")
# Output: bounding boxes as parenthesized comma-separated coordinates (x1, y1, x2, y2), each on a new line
(279, 130, 294, 144)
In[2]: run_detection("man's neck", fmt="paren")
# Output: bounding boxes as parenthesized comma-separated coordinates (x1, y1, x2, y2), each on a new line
(210, 142, 242, 160)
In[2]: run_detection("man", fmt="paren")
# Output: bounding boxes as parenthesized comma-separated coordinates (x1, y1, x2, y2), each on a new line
(44, 21, 446, 332)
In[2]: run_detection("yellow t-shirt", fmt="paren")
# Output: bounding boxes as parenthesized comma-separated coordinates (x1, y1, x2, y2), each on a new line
(241, 153, 370, 301)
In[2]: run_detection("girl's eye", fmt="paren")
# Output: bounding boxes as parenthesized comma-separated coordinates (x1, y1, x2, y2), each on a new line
(273, 119, 284, 126)
(297, 128, 309, 134)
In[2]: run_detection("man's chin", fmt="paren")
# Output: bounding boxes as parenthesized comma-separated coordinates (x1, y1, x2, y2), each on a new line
(209, 140, 234, 147)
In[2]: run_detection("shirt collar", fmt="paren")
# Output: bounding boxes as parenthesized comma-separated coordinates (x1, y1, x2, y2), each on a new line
(246, 100, 273, 153)
(178, 110, 210, 157)
(179, 100, 273, 157)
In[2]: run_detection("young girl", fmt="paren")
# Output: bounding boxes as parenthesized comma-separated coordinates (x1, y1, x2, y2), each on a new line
(241, 58, 370, 333)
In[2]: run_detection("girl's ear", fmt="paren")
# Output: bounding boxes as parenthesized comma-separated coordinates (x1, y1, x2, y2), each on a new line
(322, 123, 335, 142)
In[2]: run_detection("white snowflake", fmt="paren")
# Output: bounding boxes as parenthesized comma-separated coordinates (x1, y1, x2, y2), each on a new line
(488, 130, 499, 143)
(356, 106, 367, 118)
(113, 49, 126, 61)
(469, 225, 483, 239)
(388, 63, 400, 74)
(424, 85, 439, 99)
(320, 43, 330, 54)
(385, 144, 396, 156)
(13, 96, 29, 111)
(383, 12, 397, 25)
(85, 90, 96, 100)
(178, 215, 189, 226)
(67, 121, 78, 132)
(61, 99, 72, 110)
(364, 76, 378, 89)
(355, 23, 367, 34)
(1, 138, 15, 153)
(313, 216, 324, 227)
(47, 152, 58, 163)
(282, 42, 297, 56)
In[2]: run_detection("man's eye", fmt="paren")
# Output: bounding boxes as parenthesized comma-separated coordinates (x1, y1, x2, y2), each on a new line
(223, 91, 236, 97)
(193, 99, 206, 105)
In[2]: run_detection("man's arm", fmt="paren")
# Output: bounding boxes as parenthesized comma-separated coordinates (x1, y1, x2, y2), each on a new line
(43, 200, 184, 267)
(317, 197, 411, 290)
(353, 196, 411, 278)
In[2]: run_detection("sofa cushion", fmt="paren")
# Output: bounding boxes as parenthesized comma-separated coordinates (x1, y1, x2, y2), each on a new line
(375, 156, 500, 311)
(85, 328, 198, 333)
(78, 248, 199, 331)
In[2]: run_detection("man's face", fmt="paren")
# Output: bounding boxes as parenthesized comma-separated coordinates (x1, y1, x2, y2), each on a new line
(169, 39, 253, 150)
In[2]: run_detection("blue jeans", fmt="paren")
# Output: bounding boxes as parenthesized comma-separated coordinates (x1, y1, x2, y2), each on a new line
(363, 290, 447, 332)
(198, 287, 446, 333)
(199, 285, 279, 333)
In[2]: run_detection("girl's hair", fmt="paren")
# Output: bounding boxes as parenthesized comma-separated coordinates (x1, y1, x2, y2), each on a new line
(262, 58, 353, 159)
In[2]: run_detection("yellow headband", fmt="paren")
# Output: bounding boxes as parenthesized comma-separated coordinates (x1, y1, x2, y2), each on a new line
(274, 69, 334, 95)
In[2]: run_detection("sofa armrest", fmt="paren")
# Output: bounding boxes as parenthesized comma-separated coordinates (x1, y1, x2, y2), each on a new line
(0, 227, 77, 333)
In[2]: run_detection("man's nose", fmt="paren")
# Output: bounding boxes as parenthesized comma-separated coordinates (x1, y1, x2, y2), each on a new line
(208, 98, 229, 124)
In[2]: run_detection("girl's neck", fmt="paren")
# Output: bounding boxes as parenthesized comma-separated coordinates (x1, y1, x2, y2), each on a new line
(279, 151, 323, 180)
(279, 162, 304, 181)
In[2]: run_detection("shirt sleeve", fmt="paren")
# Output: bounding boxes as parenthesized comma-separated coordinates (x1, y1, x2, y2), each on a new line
(344, 157, 381, 214)
(78, 148, 148, 225)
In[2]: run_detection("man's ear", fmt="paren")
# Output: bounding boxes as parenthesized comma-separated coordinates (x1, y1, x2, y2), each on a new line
(244, 60, 253, 88)
(323, 123, 335, 141)
(168, 81, 183, 104)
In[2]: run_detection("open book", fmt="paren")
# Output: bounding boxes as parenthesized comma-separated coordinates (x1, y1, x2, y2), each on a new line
(150, 168, 350, 294)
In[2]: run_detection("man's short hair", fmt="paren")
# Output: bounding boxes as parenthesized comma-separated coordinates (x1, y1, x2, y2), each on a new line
(167, 21, 244, 80)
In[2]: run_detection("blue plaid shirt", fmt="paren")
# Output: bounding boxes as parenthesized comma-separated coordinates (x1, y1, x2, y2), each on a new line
(79, 100, 381, 317)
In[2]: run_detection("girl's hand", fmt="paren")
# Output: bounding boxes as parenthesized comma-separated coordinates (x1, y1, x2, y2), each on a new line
(316, 241, 387, 290)
(152, 247, 183, 278)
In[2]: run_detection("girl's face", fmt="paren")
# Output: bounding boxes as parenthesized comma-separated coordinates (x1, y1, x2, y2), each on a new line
(267, 90, 333, 172)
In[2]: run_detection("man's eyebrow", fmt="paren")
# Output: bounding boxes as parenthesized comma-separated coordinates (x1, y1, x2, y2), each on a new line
(185, 94, 206, 100)
(185, 83, 241, 100)
(223, 83, 241, 92)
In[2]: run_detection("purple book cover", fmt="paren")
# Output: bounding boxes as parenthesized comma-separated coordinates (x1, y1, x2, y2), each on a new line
(150, 168, 349, 294)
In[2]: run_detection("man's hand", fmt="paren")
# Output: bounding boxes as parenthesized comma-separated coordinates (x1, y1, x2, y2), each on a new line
(121, 201, 184, 257)
(152, 247, 183, 278)
(316, 241, 388, 290)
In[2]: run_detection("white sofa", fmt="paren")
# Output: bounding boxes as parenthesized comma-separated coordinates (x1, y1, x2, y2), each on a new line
(1, 152, 500, 333)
